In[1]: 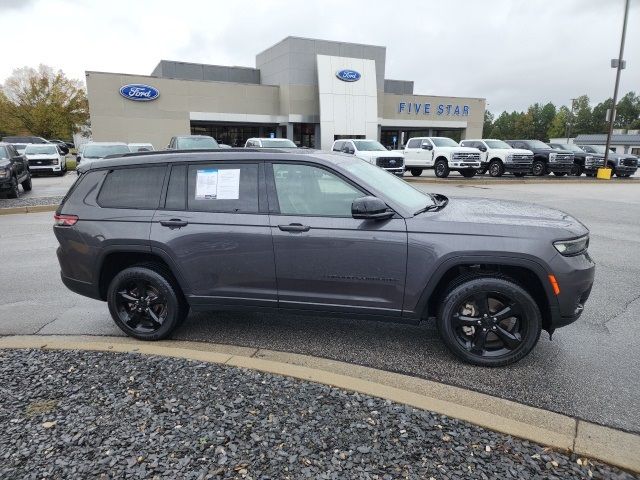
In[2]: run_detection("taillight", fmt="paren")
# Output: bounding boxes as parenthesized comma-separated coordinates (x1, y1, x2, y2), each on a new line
(54, 214, 78, 226)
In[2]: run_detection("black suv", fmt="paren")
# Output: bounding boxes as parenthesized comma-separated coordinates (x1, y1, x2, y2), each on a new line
(505, 140, 574, 176)
(547, 143, 604, 176)
(55, 150, 595, 366)
(0, 142, 32, 198)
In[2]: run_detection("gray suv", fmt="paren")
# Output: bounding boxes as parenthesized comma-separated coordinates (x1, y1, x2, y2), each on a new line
(54, 150, 595, 366)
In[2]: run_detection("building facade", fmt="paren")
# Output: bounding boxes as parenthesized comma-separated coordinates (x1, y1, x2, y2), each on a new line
(86, 37, 485, 150)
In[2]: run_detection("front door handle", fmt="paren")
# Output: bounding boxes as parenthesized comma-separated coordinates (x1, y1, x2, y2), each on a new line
(160, 219, 188, 228)
(278, 223, 310, 232)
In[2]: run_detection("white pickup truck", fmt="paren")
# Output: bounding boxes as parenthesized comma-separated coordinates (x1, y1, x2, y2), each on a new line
(331, 139, 405, 176)
(403, 137, 482, 178)
(460, 139, 534, 177)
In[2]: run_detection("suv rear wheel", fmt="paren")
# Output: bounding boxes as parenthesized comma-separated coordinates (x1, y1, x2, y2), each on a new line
(437, 277, 542, 366)
(107, 265, 188, 340)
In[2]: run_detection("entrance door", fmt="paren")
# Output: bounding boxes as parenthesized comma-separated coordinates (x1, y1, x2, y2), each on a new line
(267, 162, 407, 316)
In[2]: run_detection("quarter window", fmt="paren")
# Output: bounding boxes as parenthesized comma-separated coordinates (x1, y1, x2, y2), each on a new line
(332, 141, 344, 152)
(272, 164, 363, 216)
(187, 163, 259, 213)
(98, 166, 166, 209)
(165, 164, 187, 210)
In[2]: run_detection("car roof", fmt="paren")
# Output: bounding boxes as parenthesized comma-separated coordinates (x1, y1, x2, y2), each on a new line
(84, 142, 128, 146)
(248, 138, 292, 141)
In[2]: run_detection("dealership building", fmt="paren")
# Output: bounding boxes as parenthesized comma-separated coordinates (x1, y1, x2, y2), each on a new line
(86, 36, 485, 150)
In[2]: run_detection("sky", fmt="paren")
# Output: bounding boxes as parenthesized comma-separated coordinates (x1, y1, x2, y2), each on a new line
(1, 0, 638, 114)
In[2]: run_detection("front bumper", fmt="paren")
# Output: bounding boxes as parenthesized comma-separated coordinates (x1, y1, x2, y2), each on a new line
(547, 163, 574, 173)
(0, 177, 14, 190)
(450, 162, 480, 169)
(614, 165, 638, 175)
(30, 165, 62, 173)
(504, 163, 532, 173)
(385, 167, 405, 176)
(548, 250, 595, 329)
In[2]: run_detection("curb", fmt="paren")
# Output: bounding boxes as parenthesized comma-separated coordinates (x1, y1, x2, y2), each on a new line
(0, 335, 638, 473)
(0, 204, 57, 216)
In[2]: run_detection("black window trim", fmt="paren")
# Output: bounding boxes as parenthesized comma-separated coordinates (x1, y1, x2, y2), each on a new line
(265, 160, 390, 219)
(96, 163, 169, 211)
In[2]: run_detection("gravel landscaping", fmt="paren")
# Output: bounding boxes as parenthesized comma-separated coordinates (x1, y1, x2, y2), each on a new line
(0, 195, 62, 209)
(0, 349, 636, 480)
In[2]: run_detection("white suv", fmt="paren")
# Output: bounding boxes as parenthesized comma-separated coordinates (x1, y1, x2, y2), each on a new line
(331, 139, 404, 176)
(460, 139, 534, 177)
(403, 137, 481, 178)
(23, 143, 67, 176)
(245, 138, 297, 148)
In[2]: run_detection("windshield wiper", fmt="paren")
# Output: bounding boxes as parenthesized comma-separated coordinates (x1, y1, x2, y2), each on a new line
(414, 193, 449, 215)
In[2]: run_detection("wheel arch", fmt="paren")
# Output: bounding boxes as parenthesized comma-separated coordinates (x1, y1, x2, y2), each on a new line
(435, 155, 449, 163)
(489, 157, 503, 164)
(415, 255, 555, 332)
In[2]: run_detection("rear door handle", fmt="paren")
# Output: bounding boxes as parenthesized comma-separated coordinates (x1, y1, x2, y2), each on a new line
(160, 219, 188, 228)
(278, 223, 310, 232)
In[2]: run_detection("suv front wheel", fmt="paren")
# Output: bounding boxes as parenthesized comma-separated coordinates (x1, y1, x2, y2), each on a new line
(531, 160, 546, 176)
(437, 277, 542, 366)
(434, 159, 450, 178)
(107, 265, 188, 340)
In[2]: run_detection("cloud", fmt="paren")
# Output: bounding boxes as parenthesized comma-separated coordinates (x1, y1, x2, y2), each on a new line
(0, 0, 38, 10)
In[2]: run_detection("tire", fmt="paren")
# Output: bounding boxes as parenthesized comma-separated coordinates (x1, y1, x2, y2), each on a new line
(460, 169, 476, 178)
(409, 168, 423, 177)
(513, 172, 526, 177)
(488, 160, 504, 177)
(553, 172, 567, 176)
(531, 160, 546, 176)
(107, 265, 188, 341)
(7, 176, 19, 198)
(571, 163, 583, 176)
(21, 173, 32, 191)
(477, 168, 487, 175)
(436, 277, 542, 367)
(434, 159, 450, 178)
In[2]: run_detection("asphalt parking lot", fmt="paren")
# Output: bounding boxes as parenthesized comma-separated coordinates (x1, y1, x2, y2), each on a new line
(0, 176, 639, 435)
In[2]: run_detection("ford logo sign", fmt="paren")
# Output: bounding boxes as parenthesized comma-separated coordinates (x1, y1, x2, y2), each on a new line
(119, 84, 160, 102)
(336, 69, 361, 82)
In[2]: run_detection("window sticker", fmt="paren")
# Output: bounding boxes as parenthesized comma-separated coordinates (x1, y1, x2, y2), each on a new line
(195, 168, 241, 200)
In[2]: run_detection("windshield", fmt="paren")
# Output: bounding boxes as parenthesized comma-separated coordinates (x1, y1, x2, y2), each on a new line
(177, 136, 219, 149)
(558, 144, 585, 153)
(25, 145, 58, 155)
(83, 144, 130, 159)
(129, 144, 154, 152)
(353, 140, 387, 152)
(484, 140, 512, 149)
(13, 144, 27, 151)
(260, 139, 297, 148)
(525, 140, 552, 149)
(431, 138, 459, 147)
(0, 147, 9, 159)
(585, 145, 612, 154)
(341, 159, 434, 212)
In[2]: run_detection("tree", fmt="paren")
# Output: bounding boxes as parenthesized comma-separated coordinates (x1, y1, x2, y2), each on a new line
(483, 110, 494, 137)
(614, 92, 640, 129)
(547, 106, 570, 139)
(539, 102, 557, 141)
(571, 95, 592, 135)
(1, 65, 89, 140)
(591, 98, 612, 134)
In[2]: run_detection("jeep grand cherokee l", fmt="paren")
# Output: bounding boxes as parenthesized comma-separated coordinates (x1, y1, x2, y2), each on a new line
(55, 150, 595, 367)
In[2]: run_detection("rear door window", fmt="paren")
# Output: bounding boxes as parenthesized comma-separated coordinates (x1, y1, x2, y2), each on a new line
(406, 138, 421, 149)
(98, 166, 166, 209)
(187, 163, 259, 213)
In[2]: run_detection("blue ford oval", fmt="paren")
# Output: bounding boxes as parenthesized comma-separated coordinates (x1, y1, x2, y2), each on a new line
(119, 84, 160, 102)
(336, 69, 361, 82)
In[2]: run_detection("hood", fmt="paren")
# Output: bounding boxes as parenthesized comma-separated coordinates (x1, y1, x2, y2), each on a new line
(0, 159, 10, 168)
(503, 148, 533, 155)
(409, 197, 588, 240)
(25, 153, 58, 158)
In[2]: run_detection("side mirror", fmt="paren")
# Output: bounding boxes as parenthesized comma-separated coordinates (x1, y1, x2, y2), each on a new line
(421, 144, 433, 150)
(352, 196, 394, 220)
(76, 155, 81, 162)
(478, 145, 487, 152)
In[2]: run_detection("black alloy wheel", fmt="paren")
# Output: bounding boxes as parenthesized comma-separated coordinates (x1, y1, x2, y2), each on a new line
(571, 163, 583, 176)
(107, 265, 187, 340)
(476, 167, 487, 175)
(435, 160, 450, 178)
(489, 160, 504, 177)
(531, 160, 546, 176)
(437, 277, 541, 366)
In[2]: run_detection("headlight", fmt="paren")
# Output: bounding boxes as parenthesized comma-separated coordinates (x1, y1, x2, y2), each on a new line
(549, 153, 557, 162)
(585, 155, 594, 165)
(554, 235, 589, 256)
(0, 169, 8, 178)
(505, 154, 513, 161)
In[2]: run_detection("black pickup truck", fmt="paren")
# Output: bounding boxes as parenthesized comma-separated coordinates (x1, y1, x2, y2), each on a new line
(505, 140, 574, 176)
(0, 142, 32, 198)
(547, 143, 604, 176)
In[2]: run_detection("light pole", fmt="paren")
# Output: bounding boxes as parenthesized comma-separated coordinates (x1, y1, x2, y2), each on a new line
(601, 0, 630, 178)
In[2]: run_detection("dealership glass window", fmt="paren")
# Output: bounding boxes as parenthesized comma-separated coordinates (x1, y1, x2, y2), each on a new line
(380, 130, 400, 149)
(272, 164, 363, 217)
(631, 148, 640, 155)
(98, 166, 166, 210)
(191, 123, 277, 147)
(187, 163, 259, 213)
(293, 123, 315, 148)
